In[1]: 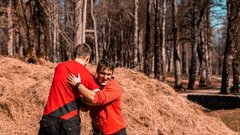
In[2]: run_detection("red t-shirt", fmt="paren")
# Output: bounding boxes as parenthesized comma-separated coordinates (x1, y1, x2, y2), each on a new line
(43, 60, 99, 120)
(90, 80, 126, 134)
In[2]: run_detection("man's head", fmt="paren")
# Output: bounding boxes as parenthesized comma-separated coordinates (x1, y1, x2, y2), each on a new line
(96, 60, 115, 86)
(74, 43, 92, 66)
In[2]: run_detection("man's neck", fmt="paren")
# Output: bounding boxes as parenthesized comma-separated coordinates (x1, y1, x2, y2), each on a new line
(75, 58, 86, 66)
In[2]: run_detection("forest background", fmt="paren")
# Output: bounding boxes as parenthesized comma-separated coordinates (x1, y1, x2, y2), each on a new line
(0, 0, 240, 94)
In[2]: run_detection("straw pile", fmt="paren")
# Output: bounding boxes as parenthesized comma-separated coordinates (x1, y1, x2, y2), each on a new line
(0, 56, 238, 135)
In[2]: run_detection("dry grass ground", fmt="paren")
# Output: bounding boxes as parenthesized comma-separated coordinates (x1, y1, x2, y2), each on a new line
(0, 56, 239, 135)
(166, 73, 240, 133)
(207, 109, 240, 133)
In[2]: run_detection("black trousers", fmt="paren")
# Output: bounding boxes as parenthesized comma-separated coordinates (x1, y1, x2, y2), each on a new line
(38, 115, 80, 135)
(93, 128, 127, 135)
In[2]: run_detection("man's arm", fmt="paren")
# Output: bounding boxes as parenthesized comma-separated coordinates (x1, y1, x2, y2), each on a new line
(68, 74, 99, 105)
(78, 84, 97, 104)
(82, 97, 97, 106)
(68, 74, 121, 106)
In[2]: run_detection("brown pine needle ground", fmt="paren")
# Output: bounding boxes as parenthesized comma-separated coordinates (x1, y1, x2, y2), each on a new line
(0, 56, 238, 135)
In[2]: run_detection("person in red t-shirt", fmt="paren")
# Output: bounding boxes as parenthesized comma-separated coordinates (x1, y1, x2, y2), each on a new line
(68, 61, 127, 135)
(38, 43, 100, 135)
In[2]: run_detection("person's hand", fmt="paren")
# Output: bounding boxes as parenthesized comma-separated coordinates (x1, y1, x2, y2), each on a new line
(93, 89, 100, 92)
(68, 74, 81, 87)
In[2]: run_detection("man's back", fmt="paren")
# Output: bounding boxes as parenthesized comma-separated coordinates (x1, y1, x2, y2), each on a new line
(38, 43, 95, 135)
(43, 60, 99, 121)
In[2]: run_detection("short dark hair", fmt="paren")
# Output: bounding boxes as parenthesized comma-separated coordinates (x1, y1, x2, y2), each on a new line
(74, 43, 92, 58)
(96, 60, 115, 73)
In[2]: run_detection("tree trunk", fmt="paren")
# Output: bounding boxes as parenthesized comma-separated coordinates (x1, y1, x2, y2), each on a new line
(35, 0, 48, 61)
(172, 0, 183, 89)
(101, 0, 107, 61)
(18, 0, 38, 63)
(167, 45, 173, 73)
(144, 0, 151, 76)
(180, 0, 188, 75)
(16, 1, 28, 58)
(198, 24, 207, 87)
(53, 1, 59, 63)
(206, 4, 212, 85)
(231, 52, 240, 93)
(90, 0, 99, 64)
(75, 0, 87, 45)
(7, 1, 13, 56)
(230, 0, 240, 93)
(161, 0, 167, 82)
(133, 0, 139, 69)
(154, 0, 160, 79)
(139, 29, 144, 70)
(221, 0, 236, 94)
(188, 1, 198, 89)
(182, 42, 188, 74)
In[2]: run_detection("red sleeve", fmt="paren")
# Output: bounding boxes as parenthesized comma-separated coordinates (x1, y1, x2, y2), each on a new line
(86, 74, 100, 90)
(93, 80, 122, 105)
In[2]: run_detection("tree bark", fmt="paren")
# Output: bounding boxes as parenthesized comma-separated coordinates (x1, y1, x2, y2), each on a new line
(188, 1, 198, 89)
(75, 0, 87, 45)
(53, 1, 58, 63)
(144, 0, 151, 76)
(133, 0, 139, 69)
(198, 27, 207, 87)
(154, 0, 160, 79)
(230, 0, 240, 94)
(172, 0, 183, 89)
(139, 29, 143, 70)
(206, 3, 212, 85)
(90, 0, 99, 64)
(182, 42, 188, 74)
(221, 0, 237, 94)
(7, 1, 13, 56)
(231, 51, 240, 93)
(160, 0, 167, 82)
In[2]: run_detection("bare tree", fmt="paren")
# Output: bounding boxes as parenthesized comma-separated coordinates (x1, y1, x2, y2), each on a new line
(52, 1, 59, 63)
(172, 0, 183, 89)
(161, 0, 167, 82)
(188, 1, 198, 89)
(231, 50, 240, 93)
(221, 0, 239, 94)
(144, 0, 151, 76)
(75, 0, 87, 45)
(7, 0, 13, 56)
(154, 0, 160, 79)
(206, 3, 213, 85)
(133, 0, 139, 69)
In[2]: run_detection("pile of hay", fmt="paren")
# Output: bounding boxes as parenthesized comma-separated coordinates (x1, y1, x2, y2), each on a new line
(0, 56, 238, 135)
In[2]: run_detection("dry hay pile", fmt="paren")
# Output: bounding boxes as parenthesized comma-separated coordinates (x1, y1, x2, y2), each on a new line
(0, 56, 238, 135)
(0, 56, 55, 135)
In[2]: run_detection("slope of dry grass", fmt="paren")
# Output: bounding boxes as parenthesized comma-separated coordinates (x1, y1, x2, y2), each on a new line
(0, 56, 238, 135)
(208, 109, 240, 133)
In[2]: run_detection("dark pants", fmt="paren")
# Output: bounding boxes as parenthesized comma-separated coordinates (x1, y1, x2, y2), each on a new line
(93, 128, 127, 135)
(38, 115, 80, 135)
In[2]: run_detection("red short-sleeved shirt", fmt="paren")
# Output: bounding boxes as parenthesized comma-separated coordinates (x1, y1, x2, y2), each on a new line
(43, 60, 99, 120)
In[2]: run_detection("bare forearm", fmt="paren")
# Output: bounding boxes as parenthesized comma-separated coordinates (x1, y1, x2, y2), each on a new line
(83, 98, 98, 106)
(77, 84, 96, 104)
(67, 73, 99, 105)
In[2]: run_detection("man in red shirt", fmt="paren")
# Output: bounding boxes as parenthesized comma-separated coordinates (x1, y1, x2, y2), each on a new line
(38, 43, 99, 135)
(68, 61, 127, 135)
